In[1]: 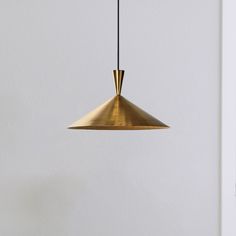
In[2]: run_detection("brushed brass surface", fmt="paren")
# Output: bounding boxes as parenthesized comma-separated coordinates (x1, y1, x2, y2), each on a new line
(68, 70, 169, 130)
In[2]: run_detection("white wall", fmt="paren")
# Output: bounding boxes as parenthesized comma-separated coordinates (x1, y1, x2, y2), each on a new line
(222, 0, 236, 235)
(0, 0, 221, 236)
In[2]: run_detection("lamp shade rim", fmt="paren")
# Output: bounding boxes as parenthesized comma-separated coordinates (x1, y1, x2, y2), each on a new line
(68, 125, 170, 130)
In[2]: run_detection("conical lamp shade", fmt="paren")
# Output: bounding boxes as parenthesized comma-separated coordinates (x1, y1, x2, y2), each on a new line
(68, 70, 169, 130)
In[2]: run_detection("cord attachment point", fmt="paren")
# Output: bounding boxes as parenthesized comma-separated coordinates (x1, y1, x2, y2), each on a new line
(113, 70, 124, 95)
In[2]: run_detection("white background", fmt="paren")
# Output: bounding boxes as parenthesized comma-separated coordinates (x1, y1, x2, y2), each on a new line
(0, 0, 220, 236)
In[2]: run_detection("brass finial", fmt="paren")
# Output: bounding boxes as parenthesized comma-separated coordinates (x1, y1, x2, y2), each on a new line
(113, 70, 124, 95)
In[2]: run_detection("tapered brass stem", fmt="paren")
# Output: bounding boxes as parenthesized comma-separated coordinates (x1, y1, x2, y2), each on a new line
(113, 70, 124, 95)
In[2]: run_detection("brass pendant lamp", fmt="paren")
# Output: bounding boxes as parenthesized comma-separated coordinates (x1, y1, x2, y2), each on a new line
(68, 0, 169, 130)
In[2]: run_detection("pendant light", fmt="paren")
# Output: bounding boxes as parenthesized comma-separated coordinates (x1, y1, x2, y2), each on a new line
(68, 0, 169, 130)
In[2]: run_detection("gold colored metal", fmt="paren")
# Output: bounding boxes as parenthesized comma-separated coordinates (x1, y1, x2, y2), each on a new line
(113, 70, 124, 95)
(68, 70, 169, 130)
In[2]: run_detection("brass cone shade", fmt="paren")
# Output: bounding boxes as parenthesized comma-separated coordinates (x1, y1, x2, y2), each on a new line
(68, 70, 169, 130)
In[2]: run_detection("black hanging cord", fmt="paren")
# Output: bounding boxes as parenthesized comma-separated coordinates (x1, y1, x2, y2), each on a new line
(117, 0, 120, 70)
